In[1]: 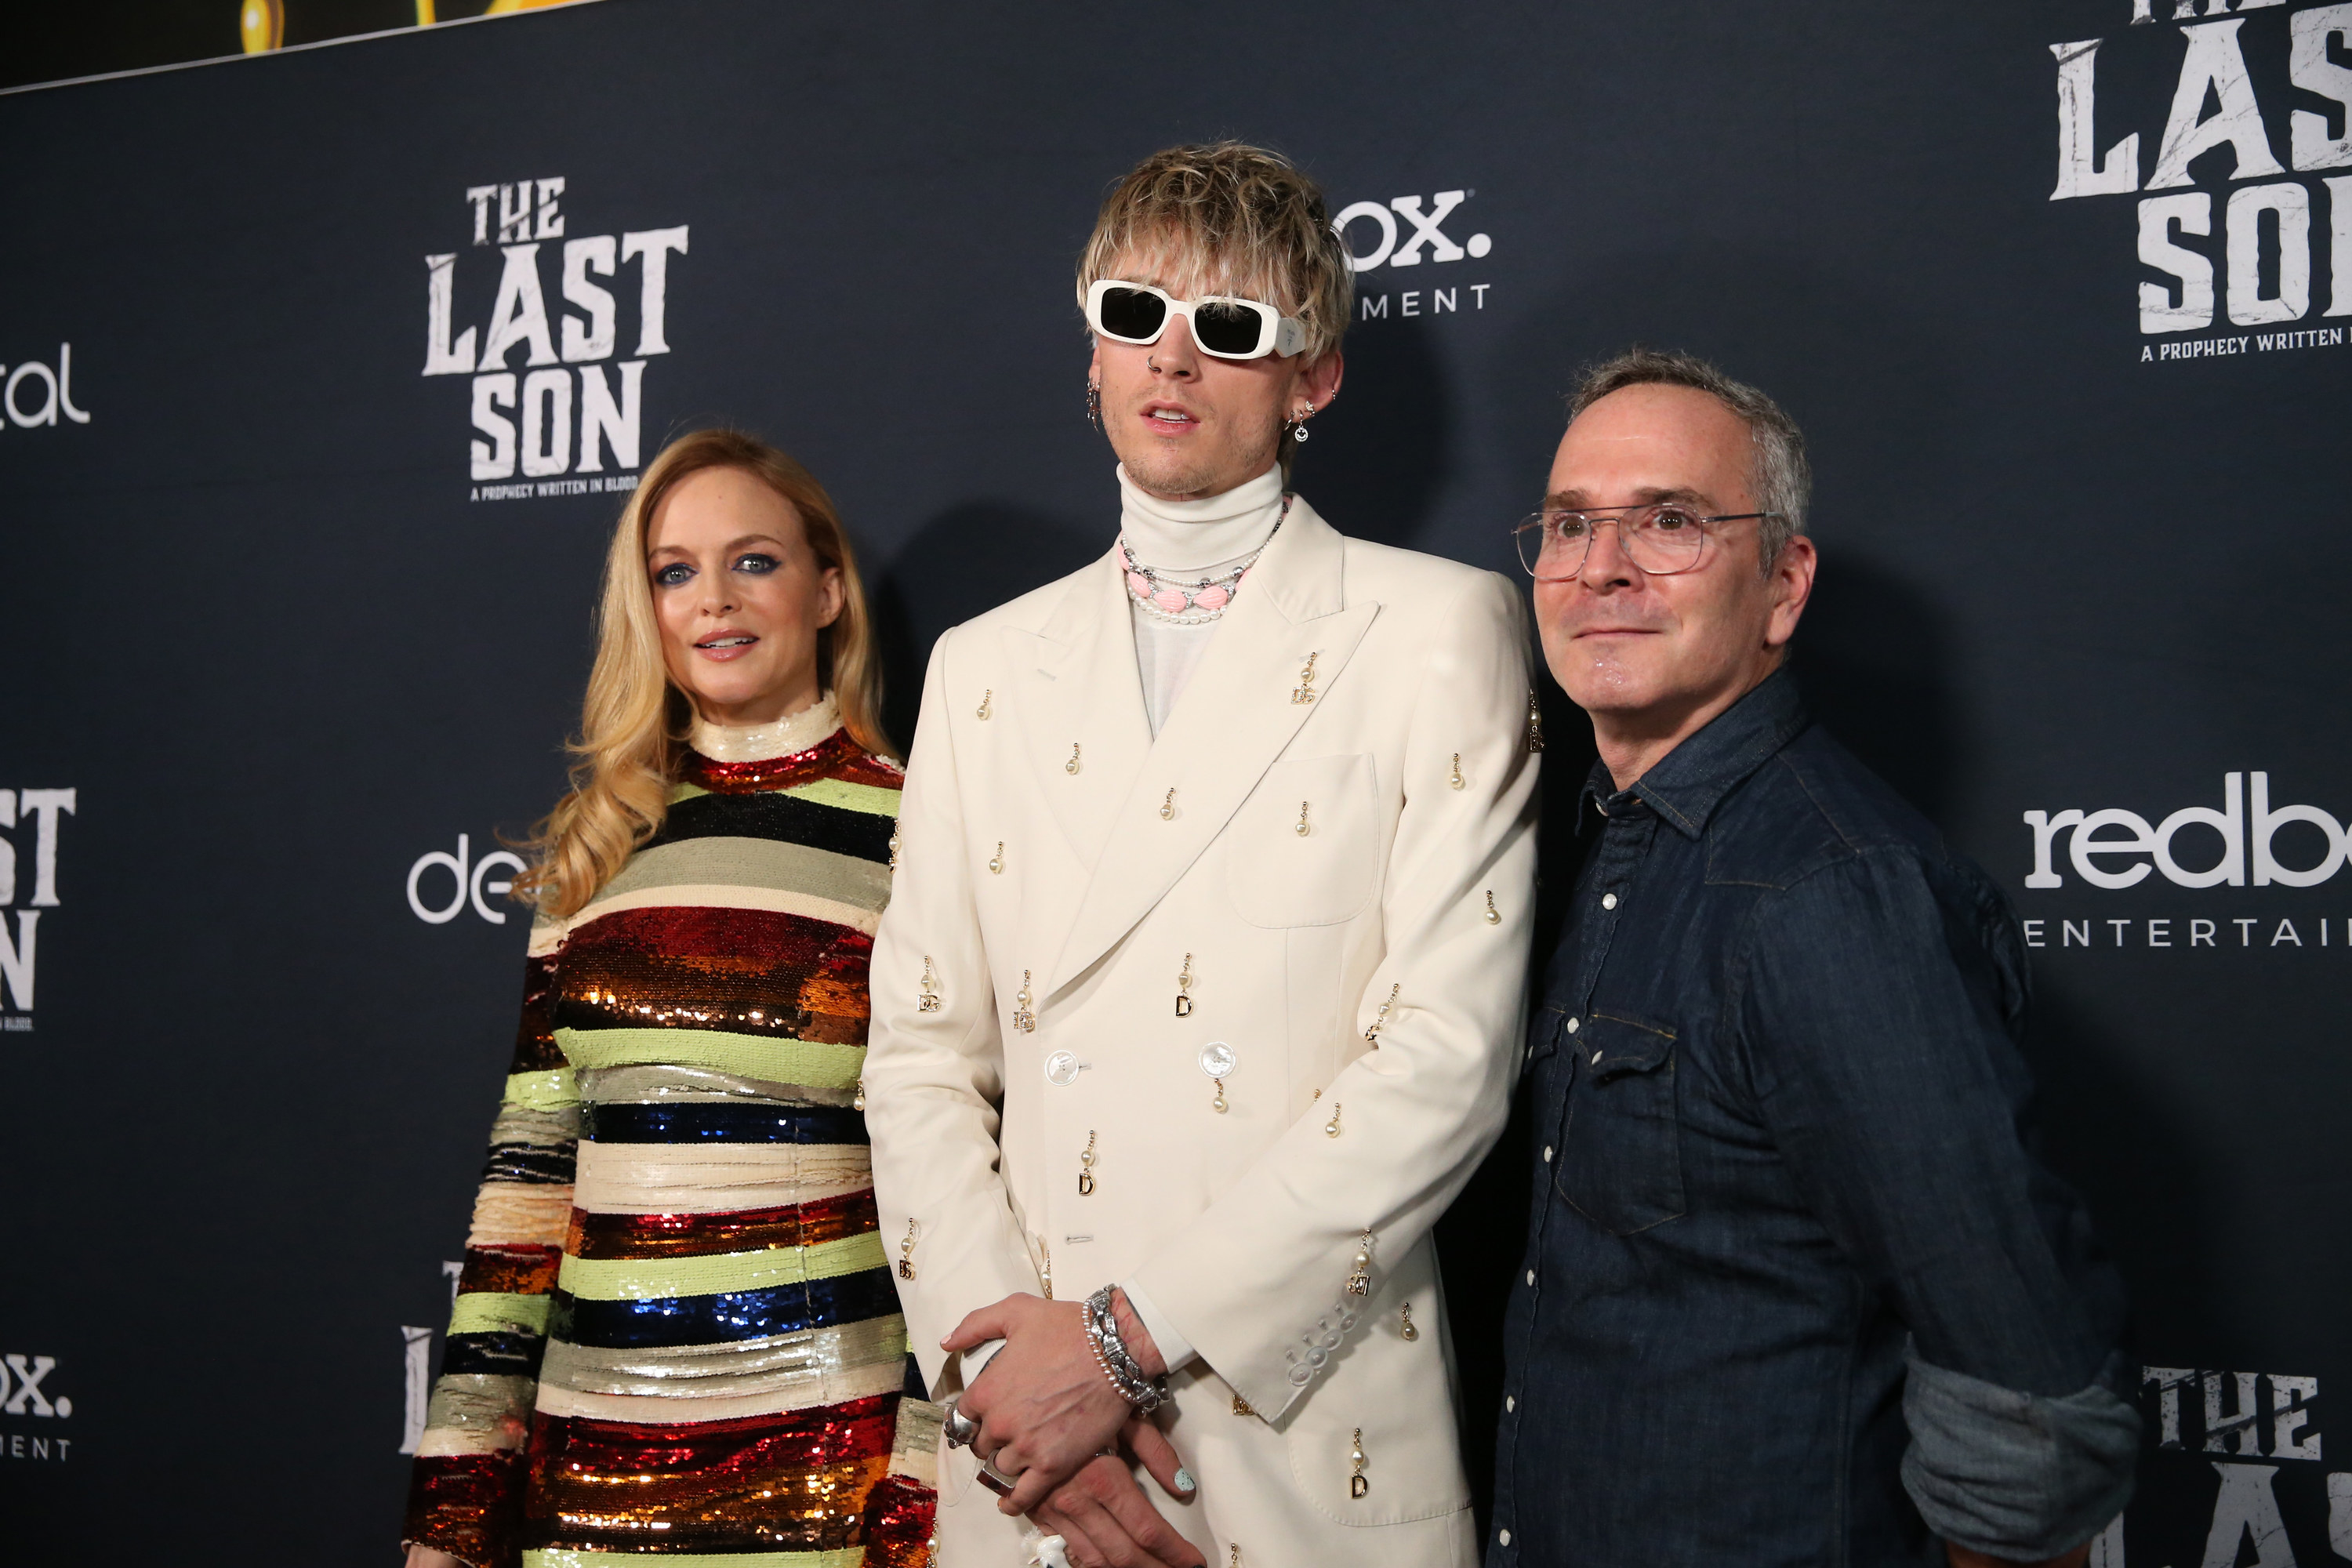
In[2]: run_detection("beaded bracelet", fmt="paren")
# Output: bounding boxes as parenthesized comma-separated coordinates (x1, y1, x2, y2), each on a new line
(1083, 1286, 1167, 1413)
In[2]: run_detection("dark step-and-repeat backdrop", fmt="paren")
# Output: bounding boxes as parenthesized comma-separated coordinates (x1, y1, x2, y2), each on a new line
(3, 2, 2347, 1562)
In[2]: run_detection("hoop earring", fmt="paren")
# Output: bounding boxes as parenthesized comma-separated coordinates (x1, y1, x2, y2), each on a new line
(1286, 405, 1315, 445)
(1086, 380, 1102, 430)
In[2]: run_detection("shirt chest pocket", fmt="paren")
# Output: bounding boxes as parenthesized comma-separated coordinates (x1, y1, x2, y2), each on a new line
(1225, 753, 1381, 927)
(1556, 1009, 1687, 1236)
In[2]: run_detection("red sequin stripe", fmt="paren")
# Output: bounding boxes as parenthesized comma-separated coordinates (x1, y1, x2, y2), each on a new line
(510, 951, 566, 1073)
(567, 1189, 880, 1261)
(458, 1244, 562, 1295)
(862, 1472, 942, 1568)
(522, 1395, 898, 1554)
(684, 730, 904, 795)
(555, 908, 869, 1040)
(405, 1450, 524, 1568)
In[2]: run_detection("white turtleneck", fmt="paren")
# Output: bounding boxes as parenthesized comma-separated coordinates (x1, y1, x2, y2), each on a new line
(689, 690, 841, 762)
(1117, 463, 1288, 735)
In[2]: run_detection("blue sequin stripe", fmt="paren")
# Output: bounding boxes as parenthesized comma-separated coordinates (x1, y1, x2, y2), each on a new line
(581, 1102, 867, 1145)
(549, 1268, 903, 1348)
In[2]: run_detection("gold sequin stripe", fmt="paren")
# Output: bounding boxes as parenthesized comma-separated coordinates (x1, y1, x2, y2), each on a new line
(534, 1349, 906, 1424)
(557, 1231, 885, 1301)
(523, 1551, 864, 1568)
(669, 777, 903, 817)
(414, 1374, 535, 1457)
(554, 1026, 866, 1090)
(466, 1184, 573, 1249)
(541, 1315, 908, 1398)
(529, 882, 886, 957)
(572, 1143, 872, 1216)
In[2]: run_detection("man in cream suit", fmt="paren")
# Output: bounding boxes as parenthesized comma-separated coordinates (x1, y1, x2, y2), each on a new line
(866, 141, 1538, 1568)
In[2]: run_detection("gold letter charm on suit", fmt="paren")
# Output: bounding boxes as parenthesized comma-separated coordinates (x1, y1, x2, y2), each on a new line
(1292, 650, 1319, 704)
(897, 1220, 919, 1280)
(918, 956, 941, 1012)
(1013, 970, 1035, 1033)
(1078, 1131, 1097, 1196)
(1175, 953, 1194, 1018)
(1346, 1232, 1374, 1296)
(1349, 1428, 1369, 1498)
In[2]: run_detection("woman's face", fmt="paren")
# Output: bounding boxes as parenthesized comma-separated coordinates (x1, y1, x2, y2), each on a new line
(644, 465, 843, 727)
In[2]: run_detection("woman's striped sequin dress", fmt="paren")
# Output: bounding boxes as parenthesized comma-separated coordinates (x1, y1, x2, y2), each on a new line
(404, 699, 942, 1568)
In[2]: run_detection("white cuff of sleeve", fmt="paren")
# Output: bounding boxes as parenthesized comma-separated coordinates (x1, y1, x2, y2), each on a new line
(1119, 1278, 1198, 1374)
(960, 1337, 1007, 1382)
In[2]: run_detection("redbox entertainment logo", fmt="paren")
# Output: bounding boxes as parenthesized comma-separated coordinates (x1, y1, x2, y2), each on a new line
(1334, 189, 1499, 324)
(2022, 772, 2342, 889)
(1, 344, 91, 430)
(419, 176, 690, 502)
(2, 1354, 77, 1466)
(2043, 5, 2352, 360)
(0, 789, 77, 1029)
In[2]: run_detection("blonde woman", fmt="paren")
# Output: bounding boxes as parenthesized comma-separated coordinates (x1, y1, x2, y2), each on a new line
(402, 429, 940, 1568)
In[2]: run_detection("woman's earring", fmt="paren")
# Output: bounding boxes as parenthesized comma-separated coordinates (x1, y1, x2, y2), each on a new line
(1086, 380, 1102, 430)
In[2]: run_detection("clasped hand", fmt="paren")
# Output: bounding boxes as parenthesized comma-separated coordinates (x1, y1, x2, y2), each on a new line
(946, 1293, 1204, 1568)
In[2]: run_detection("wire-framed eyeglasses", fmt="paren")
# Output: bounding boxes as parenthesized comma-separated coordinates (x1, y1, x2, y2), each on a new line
(1512, 503, 1781, 579)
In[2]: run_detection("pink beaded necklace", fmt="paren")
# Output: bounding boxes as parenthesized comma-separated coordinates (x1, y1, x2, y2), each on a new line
(1119, 493, 1291, 626)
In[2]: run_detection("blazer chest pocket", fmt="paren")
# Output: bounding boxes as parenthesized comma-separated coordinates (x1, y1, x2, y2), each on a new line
(1556, 1010, 1686, 1236)
(1226, 754, 1380, 927)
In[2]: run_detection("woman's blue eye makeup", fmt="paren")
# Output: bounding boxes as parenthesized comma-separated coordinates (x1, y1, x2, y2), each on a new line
(652, 561, 695, 587)
(732, 553, 780, 575)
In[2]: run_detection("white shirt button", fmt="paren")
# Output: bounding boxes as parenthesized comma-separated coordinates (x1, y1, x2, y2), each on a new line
(1543, 1145, 1553, 1163)
(1505, 1395, 1515, 1412)
(1601, 892, 1618, 909)
(1565, 1016, 1581, 1034)
(1526, 1269, 1536, 1286)
(1592, 1050, 1602, 1064)
(1500, 1530, 1512, 1546)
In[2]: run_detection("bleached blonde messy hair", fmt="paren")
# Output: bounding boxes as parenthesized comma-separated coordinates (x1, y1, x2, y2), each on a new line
(1076, 141, 1355, 365)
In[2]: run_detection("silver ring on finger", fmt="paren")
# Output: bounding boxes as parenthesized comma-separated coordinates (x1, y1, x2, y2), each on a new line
(940, 1396, 979, 1449)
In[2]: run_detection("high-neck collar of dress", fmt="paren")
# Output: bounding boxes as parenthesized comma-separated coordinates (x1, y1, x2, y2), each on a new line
(690, 691, 841, 763)
(1116, 462, 1288, 572)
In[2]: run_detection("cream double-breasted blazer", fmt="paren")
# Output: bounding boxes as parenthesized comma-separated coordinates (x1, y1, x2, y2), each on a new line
(866, 496, 1539, 1566)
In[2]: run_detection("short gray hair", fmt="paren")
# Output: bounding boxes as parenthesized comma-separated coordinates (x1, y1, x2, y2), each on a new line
(1566, 347, 1809, 568)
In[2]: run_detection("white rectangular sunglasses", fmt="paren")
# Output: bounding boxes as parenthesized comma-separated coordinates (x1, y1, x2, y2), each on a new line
(1085, 279, 1308, 361)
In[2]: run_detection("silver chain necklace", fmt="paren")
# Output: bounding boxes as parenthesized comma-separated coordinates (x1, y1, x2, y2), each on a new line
(1119, 494, 1291, 626)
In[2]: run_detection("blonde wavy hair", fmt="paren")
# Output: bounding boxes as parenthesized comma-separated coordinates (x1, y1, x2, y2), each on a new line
(1076, 141, 1355, 365)
(517, 429, 891, 918)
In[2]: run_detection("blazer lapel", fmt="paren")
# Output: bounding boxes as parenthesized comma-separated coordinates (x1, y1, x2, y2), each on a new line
(1046, 500, 1379, 996)
(1018, 550, 1153, 869)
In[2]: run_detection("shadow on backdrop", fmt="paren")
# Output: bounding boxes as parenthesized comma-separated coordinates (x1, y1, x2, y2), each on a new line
(1294, 312, 1454, 547)
(869, 503, 1099, 749)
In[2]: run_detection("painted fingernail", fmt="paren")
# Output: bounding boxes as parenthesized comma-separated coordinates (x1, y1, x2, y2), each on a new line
(1174, 1467, 1197, 1494)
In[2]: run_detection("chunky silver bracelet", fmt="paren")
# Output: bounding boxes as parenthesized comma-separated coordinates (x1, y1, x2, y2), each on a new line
(1083, 1285, 1167, 1414)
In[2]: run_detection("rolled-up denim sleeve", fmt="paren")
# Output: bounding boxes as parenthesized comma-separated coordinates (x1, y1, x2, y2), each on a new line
(1902, 1346, 2139, 1559)
(1740, 849, 2138, 1554)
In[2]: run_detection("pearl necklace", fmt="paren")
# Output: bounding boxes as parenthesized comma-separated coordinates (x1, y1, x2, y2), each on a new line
(1120, 494, 1291, 626)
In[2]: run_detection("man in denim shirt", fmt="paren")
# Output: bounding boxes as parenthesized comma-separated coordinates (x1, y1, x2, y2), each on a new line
(1490, 350, 2138, 1567)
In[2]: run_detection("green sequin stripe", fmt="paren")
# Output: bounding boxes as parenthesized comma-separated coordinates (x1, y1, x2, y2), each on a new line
(670, 778, 900, 817)
(557, 1230, 889, 1301)
(448, 1291, 551, 1337)
(553, 1025, 866, 1089)
(525, 1551, 865, 1568)
(504, 1069, 581, 1112)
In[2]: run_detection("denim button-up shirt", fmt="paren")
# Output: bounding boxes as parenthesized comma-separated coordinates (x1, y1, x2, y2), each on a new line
(1490, 670, 2136, 1567)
